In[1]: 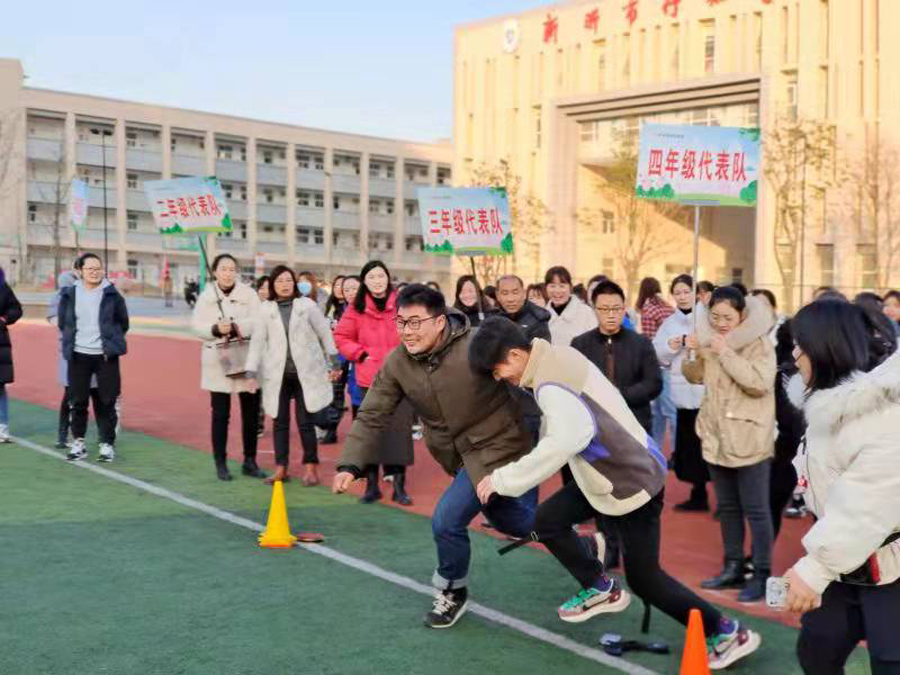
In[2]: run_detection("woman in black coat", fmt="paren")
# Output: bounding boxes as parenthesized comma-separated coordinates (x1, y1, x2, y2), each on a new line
(0, 268, 23, 441)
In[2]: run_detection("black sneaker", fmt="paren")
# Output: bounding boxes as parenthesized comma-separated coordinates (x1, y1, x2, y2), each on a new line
(241, 460, 267, 479)
(424, 587, 468, 629)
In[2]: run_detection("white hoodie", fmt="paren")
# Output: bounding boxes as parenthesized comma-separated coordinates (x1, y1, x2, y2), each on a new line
(791, 351, 900, 594)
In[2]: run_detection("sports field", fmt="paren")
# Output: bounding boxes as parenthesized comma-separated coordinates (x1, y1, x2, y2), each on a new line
(0, 398, 872, 675)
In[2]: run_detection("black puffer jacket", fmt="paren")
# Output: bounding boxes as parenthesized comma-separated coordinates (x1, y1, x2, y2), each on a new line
(0, 283, 23, 383)
(498, 301, 552, 341)
(571, 327, 662, 433)
(58, 282, 130, 360)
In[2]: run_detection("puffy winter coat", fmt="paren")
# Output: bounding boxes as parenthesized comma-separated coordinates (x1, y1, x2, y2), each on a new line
(246, 297, 338, 418)
(0, 282, 22, 383)
(333, 293, 399, 389)
(58, 281, 129, 361)
(791, 352, 900, 594)
(190, 281, 260, 394)
(549, 299, 598, 346)
(653, 307, 705, 410)
(682, 298, 776, 468)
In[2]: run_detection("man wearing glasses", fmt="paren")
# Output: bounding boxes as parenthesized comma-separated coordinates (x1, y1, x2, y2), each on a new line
(57, 253, 129, 462)
(570, 279, 662, 570)
(332, 283, 541, 630)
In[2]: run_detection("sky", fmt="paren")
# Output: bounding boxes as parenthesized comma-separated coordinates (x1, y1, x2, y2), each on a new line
(1, 1, 550, 143)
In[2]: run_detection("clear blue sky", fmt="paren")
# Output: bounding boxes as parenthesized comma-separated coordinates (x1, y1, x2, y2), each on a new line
(2, 1, 548, 143)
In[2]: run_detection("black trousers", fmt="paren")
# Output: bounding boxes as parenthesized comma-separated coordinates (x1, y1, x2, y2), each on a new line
(210, 390, 259, 464)
(534, 481, 722, 634)
(58, 387, 106, 442)
(770, 456, 798, 540)
(273, 372, 318, 467)
(798, 579, 900, 674)
(358, 386, 409, 478)
(68, 353, 120, 445)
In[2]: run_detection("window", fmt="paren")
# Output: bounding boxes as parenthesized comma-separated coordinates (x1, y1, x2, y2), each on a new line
(386, 164, 395, 179)
(314, 153, 324, 170)
(297, 152, 310, 169)
(263, 225, 274, 233)
(262, 150, 273, 165)
(437, 167, 452, 185)
(776, 243, 795, 276)
(127, 173, 138, 189)
(369, 198, 381, 214)
(296, 190, 310, 207)
(701, 21, 715, 74)
(312, 228, 323, 245)
(240, 185, 247, 202)
(817, 243, 835, 286)
(369, 162, 382, 178)
(386, 199, 394, 215)
(296, 227, 310, 244)
(217, 144, 233, 160)
(333, 196, 340, 210)
(534, 107, 542, 149)
(601, 210, 614, 234)
(222, 183, 233, 199)
(263, 188, 274, 204)
(857, 243, 877, 289)
(127, 259, 139, 279)
(405, 235, 424, 252)
(314, 192, 324, 208)
(405, 200, 418, 217)
(28, 203, 37, 223)
(785, 72, 799, 121)
(127, 211, 138, 231)
(170, 137, 177, 151)
(126, 131, 137, 148)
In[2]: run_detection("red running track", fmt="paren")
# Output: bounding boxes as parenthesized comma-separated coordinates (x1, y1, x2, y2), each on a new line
(11, 321, 806, 626)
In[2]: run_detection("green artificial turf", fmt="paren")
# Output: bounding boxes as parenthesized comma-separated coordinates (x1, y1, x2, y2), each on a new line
(0, 399, 873, 675)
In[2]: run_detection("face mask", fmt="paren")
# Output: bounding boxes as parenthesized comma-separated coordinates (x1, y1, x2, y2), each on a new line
(297, 281, 313, 296)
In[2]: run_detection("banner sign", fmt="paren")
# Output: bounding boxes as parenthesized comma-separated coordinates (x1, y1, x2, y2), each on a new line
(144, 176, 233, 234)
(635, 124, 760, 207)
(69, 179, 88, 230)
(416, 187, 513, 256)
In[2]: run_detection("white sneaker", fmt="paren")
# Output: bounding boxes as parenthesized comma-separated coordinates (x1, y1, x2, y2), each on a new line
(67, 439, 88, 461)
(115, 398, 123, 435)
(0, 424, 10, 443)
(98, 443, 115, 463)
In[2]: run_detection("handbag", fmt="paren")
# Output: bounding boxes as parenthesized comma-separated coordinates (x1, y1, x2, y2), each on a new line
(216, 337, 251, 378)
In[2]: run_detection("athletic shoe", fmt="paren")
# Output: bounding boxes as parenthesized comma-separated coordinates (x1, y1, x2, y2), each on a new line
(0, 424, 10, 443)
(66, 439, 88, 461)
(785, 496, 807, 519)
(424, 587, 468, 629)
(114, 397, 122, 436)
(98, 443, 115, 462)
(557, 579, 631, 623)
(708, 621, 761, 670)
(412, 423, 424, 441)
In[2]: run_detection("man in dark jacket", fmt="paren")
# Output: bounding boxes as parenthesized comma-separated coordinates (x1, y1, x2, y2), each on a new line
(572, 280, 662, 432)
(333, 284, 537, 630)
(57, 253, 129, 463)
(571, 279, 662, 568)
(495, 275, 550, 441)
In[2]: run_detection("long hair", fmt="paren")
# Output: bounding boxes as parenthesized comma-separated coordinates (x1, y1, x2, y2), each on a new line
(793, 299, 896, 392)
(267, 265, 299, 301)
(453, 274, 484, 311)
(636, 277, 662, 311)
(325, 274, 346, 318)
(354, 260, 393, 313)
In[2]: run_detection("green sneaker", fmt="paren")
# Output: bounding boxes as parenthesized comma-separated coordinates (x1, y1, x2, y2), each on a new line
(557, 579, 631, 623)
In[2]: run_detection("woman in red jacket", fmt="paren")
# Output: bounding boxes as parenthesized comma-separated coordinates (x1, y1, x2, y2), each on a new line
(334, 260, 414, 505)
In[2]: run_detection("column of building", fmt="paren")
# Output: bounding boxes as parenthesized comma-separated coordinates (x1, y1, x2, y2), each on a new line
(285, 142, 297, 269)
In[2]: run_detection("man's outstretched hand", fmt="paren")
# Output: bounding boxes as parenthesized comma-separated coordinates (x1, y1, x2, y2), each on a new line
(476, 475, 496, 505)
(332, 471, 357, 494)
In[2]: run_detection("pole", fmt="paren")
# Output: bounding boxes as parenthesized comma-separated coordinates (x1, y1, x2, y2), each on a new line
(692, 205, 701, 334)
(469, 256, 484, 322)
(196, 234, 225, 318)
(101, 131, 109, 272)
(799, 138, 808, 308)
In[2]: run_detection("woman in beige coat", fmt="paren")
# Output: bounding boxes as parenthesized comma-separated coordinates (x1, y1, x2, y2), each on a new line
(683, 286, 776, 603)
(190, 254, 265, 482)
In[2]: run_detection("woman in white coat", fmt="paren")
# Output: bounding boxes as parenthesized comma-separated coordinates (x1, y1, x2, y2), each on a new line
(785, 298, 900, 674)
(653, 274, 709, 511)
(246, 266, 340, 486)
(190, 254, 265, 482)
(545, 266, 597, 346)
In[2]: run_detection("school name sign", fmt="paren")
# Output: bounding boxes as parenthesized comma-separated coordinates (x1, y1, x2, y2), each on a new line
(635, 124, 760, 207)
(417, 187, 513, 256)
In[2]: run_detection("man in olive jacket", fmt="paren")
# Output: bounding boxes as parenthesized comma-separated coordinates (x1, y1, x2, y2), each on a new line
(333, 284, 537, 630)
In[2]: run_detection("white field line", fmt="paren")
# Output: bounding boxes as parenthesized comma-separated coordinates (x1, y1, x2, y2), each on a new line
(12, 435, 661, 675)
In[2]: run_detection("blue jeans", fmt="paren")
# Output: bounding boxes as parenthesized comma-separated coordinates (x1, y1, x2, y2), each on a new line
(0, 384, 8, 424)
(651, 370, 677, 451)
(431, 467, 538, 589)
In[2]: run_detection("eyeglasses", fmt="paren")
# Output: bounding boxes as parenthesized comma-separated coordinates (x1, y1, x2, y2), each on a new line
(82, 266, 103, 273)
(394, 315, 439, 331)
(594, 306, 624, 314)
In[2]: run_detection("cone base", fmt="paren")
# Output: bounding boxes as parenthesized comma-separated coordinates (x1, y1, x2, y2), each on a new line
(296, 532, 325, 543)
(258, 533, 298, 548)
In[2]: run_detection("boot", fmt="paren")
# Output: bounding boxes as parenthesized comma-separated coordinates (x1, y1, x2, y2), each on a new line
(673, 485, 709, 512)
(321, 427, 338, 445)
(738, 571, 768, 603)
(215, 458, 233, 482)
(701, 560, 746, 590)
(391, 473, 413, 506)
(359, 466, 382, 504)
(241, 457, 268, 479)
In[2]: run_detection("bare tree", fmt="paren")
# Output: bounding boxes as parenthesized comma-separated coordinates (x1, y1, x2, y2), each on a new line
(31, 141, 70, 286)
(762, 116, 836, 311)
(579, 134, 688, 300)
(464, 160, 550, 286)
(842, 126, 900, 291)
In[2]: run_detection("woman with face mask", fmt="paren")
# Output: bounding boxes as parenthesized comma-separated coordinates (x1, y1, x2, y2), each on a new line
(652, 275, 709, 511)
(297, 271, 329, 314)
(334, 260, 414, 505)
(245, 266, 340, 486)
(683, 287, 777, 603)
(190, 254, 266, 482)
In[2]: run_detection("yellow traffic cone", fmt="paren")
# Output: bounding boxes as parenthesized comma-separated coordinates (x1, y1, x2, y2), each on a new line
(258, 480, 298, 548)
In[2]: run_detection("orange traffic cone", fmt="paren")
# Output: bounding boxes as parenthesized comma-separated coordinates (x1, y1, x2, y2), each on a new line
(258, 480, 326, 548)
(679, 608, 711, 675)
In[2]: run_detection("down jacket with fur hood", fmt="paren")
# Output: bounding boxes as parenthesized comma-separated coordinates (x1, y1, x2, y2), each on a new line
(790, 351, 900, 594)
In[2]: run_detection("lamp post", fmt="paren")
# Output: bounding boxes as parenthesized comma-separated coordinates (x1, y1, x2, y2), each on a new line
(92, 127, 113, 271)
